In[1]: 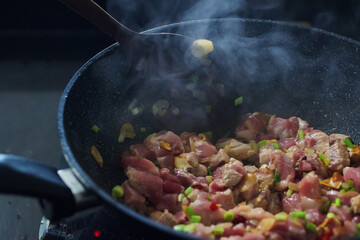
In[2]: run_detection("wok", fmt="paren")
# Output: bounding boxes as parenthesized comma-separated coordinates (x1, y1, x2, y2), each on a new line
(1, 18, 360, 240)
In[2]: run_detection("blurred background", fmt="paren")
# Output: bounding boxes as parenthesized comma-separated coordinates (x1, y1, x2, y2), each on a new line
(0, 0, 359, 239)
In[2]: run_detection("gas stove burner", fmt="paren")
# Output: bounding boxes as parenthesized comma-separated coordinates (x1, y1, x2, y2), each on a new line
(38, 207, 158, 240)
(39, 207, 100, 240)
(39, 217, 73, 240)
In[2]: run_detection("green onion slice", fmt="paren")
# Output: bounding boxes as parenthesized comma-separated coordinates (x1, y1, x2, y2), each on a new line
(185, 207, 195, 217)
(223, 211, 235, 222)
(213, 227, 224, 235)
(273, 143, 281, 150)
(286, 189, 293, 196)
(185, 186, 193, 196)
(190, 215, 201, 223)
(258, 140, 267, 148)
(112, 185, 124, 199)
(348, 179, 354, 188)
(205, 105, 212, 113)
(234, 96, 243, 106)
(335, 198, 341, 207)
(204, 131, 213, 140)
(178, 193, 185, 202)
(342, 182, 349, 190)
(305, 221, 317, 233)
(207, 167, 212, 176)
(274, 170, 280, 184)
(344, 139, 355, 148)
(327, 212, 335, 218)
(298, 130, 304, 140)
(275, 212, 287, 221)
(319, 153, 330, 166)
(191, 75, 199, 83)
(173, 224, 186, 232)
(291, 211, 306, 219)
(91, 125, 100, 133)
(184, 224, 196, 233)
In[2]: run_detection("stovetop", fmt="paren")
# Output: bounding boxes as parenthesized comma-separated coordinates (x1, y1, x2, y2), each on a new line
(2, 1, 360, 238)
(0, 27, 161, 239)
(39, 207, 163, 240)
(0, 30, 115, 240)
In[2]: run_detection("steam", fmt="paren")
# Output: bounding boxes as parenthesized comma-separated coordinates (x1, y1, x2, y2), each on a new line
(101, 1, 360, 140)
(106, 0, 285, 31)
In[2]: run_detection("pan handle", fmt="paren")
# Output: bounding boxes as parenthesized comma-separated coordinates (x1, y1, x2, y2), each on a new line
(0, 154, 99, 220)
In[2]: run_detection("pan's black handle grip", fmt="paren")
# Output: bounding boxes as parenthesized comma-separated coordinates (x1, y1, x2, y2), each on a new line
(0, 154, 80, 220)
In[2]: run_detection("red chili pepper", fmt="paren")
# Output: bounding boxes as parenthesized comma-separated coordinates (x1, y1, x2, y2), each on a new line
(210, 202, 218, 211)
(321, 229, 334, 240)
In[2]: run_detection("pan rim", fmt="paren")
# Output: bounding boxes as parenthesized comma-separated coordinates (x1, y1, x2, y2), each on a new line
(57, 17, 360, 239)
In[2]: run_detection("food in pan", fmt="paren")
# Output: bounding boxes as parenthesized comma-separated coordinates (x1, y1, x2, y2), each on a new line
(114, 112, 360, 239)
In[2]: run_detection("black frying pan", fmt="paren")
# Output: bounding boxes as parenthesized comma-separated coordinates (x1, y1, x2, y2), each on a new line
(1, 19, 360, 240)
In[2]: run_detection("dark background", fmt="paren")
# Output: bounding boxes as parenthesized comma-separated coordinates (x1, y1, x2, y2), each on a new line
(0, 0, 359, 239)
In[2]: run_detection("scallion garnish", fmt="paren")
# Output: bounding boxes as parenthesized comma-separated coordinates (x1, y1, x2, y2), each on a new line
(204, 131, 213, 140)
(291, 211, 306, 219)
(286, 189, 293, 196)
(185, 186, 193, 196)
(198, 133, 206, 141)
(298, 130, 304, 140)
(357, 223, 360, 231)
(178, 193, 185, 202)
(112, 185, 124, 199)
(91, 124, 100, 133)
(349, 188, 357, 192)
(335, 198, 341, 207)
(234, 96, 243, 106)
(185, 207, 194, 217)
(190, 215, 201, 223)
(349, 179, 354, 188)
(305, 221, 317, 233)
(207, 167, 212, 176)
(273, 143, 281, 150)
(205, 105, 211, 113)
(319, 153, 330, 166)
(206, 176, 213, 183)
(173, 224, 186, 232)
(184, 224, 196, 233)
(213, 227, 224, 235)
(342, 182, 349, 190)
(223, 212, 235, 222)
(340, 189, 346, 193)
(140, 127, 146, 133)
(344, 139, 355, 148)
(275, 212, 287, 221)
(258, 140, 267, 148)
(327, 212, 335, 218)
(274, 170, 280, 184)
(191, 75, 199, 83)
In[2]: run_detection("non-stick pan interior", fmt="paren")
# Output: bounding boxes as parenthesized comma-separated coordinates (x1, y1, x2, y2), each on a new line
(60, 18, 360, 224)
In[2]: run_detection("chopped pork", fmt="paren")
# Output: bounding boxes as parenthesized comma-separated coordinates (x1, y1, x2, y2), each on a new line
(115, 112, 360, 239)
